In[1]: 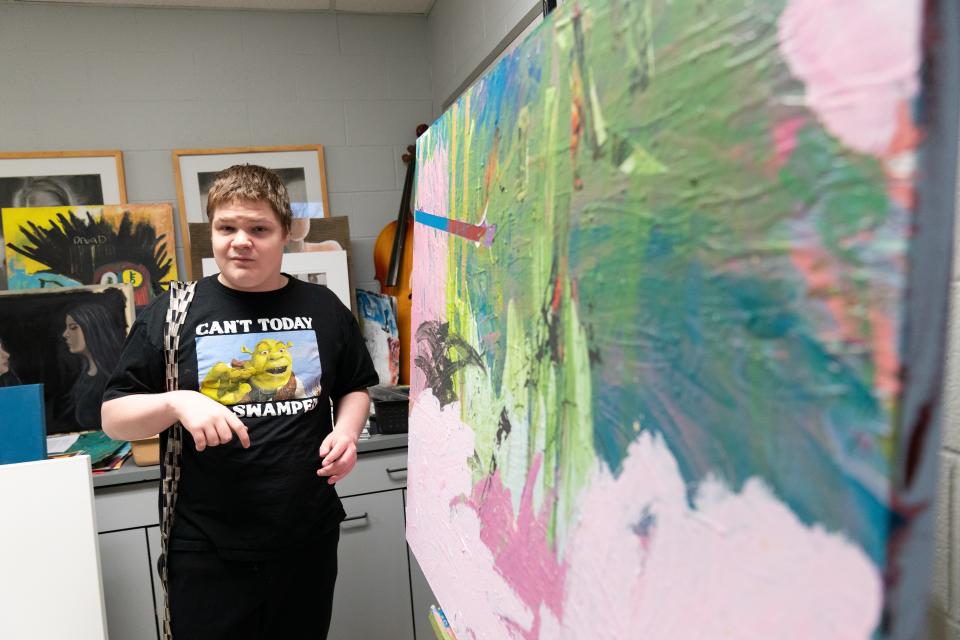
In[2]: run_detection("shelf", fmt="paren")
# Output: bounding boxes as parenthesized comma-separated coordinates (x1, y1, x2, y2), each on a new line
(91, 432, 409, 489)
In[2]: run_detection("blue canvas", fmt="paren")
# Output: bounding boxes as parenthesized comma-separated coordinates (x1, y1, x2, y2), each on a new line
(0, 384, 47, 465)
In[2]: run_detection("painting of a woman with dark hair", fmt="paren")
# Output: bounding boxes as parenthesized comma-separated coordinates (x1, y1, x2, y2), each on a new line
(61, 302, 124, 430)
(0, 276, 133, 433)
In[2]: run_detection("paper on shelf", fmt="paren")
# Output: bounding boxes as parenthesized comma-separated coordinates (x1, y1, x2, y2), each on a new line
(46, 433, 80, 455)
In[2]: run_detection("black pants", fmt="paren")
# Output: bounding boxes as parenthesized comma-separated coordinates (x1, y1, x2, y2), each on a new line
(167, 526, 339, 640)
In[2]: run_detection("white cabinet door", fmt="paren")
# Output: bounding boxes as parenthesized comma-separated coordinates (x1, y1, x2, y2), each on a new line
(407, 545, 440, 640)
(329, 491, 414, 640)
(98, 528, 159, 640)
(146, 526, 164, 630)
(404, 490, 440, 640)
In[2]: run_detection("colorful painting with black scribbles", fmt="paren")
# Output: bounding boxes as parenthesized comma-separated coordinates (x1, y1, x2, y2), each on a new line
(406, 1, 958, 638)
(3, 204, 177, 307)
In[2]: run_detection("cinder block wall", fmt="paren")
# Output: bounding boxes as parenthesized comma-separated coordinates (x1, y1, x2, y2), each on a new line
(426, 0, 538, 112)
(0, 1, 433, 292)
(930, 146, 960, 639)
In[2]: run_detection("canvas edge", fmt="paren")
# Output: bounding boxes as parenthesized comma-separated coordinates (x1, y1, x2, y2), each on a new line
(889, 0, 960, 637)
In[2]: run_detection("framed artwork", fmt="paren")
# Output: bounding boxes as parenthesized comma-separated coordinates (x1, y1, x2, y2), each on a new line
(172, 145, 331, 262)
(407, 0, 956, 638)
(202, 251, 351, 311)
(187, 216, 357, 310)
(0, 150, 126, 289)
(356, 289, 400, 386)
(0, 283, 135, 434)
(3, 204, 178, 307)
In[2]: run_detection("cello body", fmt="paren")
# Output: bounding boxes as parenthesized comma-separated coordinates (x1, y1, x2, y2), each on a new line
(374, 213, 414, 384)
(373, 125, 427, 385)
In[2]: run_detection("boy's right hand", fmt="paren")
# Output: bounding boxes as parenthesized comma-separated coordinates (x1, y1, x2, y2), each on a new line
(169, 390, 250, 451)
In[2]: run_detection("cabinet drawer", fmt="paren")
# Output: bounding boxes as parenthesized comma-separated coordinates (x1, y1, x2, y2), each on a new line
(99, 528, 159, 640)
(335, 449, 407, 497)
(95, 482, 159, 533)
(330, 491, 413, 640)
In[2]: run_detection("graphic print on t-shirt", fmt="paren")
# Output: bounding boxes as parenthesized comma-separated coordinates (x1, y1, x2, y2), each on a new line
(195, 322, 322, 418)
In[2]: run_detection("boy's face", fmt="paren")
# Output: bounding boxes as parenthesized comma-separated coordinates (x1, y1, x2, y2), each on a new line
(211, 199, 289, 292)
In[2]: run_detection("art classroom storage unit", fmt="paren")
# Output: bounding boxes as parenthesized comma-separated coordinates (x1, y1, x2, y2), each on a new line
(91, 434, 437, 640)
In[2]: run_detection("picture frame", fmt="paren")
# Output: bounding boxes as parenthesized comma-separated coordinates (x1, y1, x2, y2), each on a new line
(172, 145, 331, 263)
(0, 150, 127, 208)
(3, 204, 178, 307)
(355, 289, 400, 386)
(186, 216, 357, 311)
(0, 150, 127, 289)
(201, 251, 351, 311)
(0, 283, 135, 434)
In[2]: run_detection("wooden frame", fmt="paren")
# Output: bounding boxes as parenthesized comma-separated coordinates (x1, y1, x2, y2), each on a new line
(201, 251, 351, 311)
(2, 204, 178, 306)
(172, 145, 331, 266)
(187, 216, 357, 307)
(0, 150, 127, 207)
(0, 150, 127, 290)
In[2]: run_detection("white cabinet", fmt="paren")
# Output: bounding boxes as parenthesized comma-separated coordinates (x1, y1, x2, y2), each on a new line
(146, 525, 164, 630)
(92, 440, 417, 640)
(98, 528, 159, 640)
(331, 447, 414, 639)
(405, 489, 440, 640)
(329, 491, 414, 640)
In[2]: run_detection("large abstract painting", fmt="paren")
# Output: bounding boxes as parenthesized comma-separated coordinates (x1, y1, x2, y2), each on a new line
(2, 204, 177, 307)
(406, 1, 958, 638)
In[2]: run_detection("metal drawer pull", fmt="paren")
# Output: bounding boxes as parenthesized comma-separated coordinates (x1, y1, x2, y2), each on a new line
(385, 467, 407, 474)
(342, 513, 369, 523)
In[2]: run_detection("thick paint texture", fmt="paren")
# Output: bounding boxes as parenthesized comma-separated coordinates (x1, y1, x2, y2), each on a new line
(408, 391, 882, 639)
(407, 0, 942, 637)
(778, 0, 920, 155)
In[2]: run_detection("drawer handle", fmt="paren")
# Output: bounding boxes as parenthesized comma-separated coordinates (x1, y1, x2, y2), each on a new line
(385, 467, 407, 475)
(342, 512, 369, 523)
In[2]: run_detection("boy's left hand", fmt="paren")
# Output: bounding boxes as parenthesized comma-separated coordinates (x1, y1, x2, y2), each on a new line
(317, 428, 358, 484)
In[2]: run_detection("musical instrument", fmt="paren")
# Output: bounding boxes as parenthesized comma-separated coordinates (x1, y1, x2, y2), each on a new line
(374, 124, 428, 385)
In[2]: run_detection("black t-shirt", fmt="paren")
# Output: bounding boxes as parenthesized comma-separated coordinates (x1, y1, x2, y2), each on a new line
(103, 275, 378, 560)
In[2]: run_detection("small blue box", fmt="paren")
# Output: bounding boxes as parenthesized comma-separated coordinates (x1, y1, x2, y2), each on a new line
(0, 384, 47, 465)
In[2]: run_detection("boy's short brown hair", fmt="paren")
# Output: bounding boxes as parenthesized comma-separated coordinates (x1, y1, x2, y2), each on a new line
(206, 164, 292, 234)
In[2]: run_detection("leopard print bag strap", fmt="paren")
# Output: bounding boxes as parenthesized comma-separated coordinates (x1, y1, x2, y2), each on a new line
(159, 280, 197, 640)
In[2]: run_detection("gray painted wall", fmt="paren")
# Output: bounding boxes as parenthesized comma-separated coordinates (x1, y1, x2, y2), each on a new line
(0, 1, 433, 292)
(426, 0, 538, 112)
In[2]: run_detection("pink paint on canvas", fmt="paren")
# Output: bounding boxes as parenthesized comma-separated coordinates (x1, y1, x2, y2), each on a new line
(406, 392, 533, 638)
(411, 142, 451, 399)
(408, 392, 883, 639)
(778, 0, 921, 156)
(771, 116, 807, 168)
(465, 456, 566, 638)
(553, 433, 882, 639)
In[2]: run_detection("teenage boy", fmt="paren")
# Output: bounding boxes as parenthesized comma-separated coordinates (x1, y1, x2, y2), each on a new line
(102, 164, 378, 639)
